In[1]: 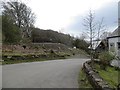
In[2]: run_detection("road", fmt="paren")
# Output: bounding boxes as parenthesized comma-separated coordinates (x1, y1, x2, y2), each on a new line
(2, 57, 89, 88)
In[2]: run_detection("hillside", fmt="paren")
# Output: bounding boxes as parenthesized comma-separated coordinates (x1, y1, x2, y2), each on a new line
(2, 43, 82, 56)
(31, 28, 74, 46)
(2, 43, 89, 64)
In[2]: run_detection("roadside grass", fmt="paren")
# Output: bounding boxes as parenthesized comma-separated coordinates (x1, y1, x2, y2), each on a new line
(94, 63, 120, 88)
(2, 52, 69, 65)
(2, 56, 66, 65)
(2, 48, 89, 65)
(78, 68, 93, 89)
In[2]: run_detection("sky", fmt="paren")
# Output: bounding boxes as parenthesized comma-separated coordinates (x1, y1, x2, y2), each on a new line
(2, 0, 119, 37)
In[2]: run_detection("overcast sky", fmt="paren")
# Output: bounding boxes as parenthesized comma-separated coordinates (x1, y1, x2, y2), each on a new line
(2, 0, 119, 36)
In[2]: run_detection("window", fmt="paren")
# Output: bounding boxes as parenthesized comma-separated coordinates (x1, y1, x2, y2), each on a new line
(110, 43, 115, 52)
(118, 42, 120, 49)
(110, 43, 114, 47)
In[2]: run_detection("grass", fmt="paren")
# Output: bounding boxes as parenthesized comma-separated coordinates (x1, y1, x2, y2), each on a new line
(2, 48, 88, 65)
(78, 68, 93, 89)
(2, 56, 66, 65)
(2, 58, 46, 65)
(94, 63, 120, 88)
(2, 52, 68, 65)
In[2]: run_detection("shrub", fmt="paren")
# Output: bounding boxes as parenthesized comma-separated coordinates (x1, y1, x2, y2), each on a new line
(50, 49, 55, 54)
(72, 38, 89, 54)
(99, 51, 115, 70)
(2, 15, 21, 44)
(93, 52, 99, 59)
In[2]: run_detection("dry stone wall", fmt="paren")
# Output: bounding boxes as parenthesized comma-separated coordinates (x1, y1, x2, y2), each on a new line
(83, 61, 112, 90)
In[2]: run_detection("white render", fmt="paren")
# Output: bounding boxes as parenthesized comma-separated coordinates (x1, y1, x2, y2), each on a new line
(108, 37, 120, 57)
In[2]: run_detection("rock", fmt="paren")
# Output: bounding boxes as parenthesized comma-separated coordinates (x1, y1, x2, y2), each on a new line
(111, 60, 120, 69)
(95, 78, 103, 82)
(7, 56, 12, 59)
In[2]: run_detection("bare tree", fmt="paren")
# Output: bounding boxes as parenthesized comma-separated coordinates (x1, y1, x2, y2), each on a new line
(83, 10, 96, 61)
(79, 33, 87, 40)
(2, 1, 35, 38)
(97, 17, 106, 40)
(100, 31, 111, 40)
(83, 10, 106, 61)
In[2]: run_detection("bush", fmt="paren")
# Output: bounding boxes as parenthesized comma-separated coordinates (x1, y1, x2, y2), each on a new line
(99, 51, 115, 70)
(2, 15, 21, 44)
(93, 52, 99, 59)
(72, 38, 89, 54)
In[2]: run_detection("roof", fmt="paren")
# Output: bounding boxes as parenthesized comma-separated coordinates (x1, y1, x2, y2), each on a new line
(88, 41, 101, 50)
(111, 28, 119, 36)
(107, 27, 120, 39)
(107, 36, 120, 39)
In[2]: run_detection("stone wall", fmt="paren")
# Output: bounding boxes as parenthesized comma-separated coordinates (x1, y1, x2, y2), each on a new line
(83, 61, 112, 90)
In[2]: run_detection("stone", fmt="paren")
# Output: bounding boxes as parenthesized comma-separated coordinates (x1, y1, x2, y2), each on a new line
(95, 78, 103, 82)
(7, 56, 12, 59)
(83, 61, 111, 89)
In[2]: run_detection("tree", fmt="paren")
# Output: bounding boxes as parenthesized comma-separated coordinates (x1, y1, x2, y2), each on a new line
(72, 38, 89, 53)
(83, 10, 106, 61)
(31, 28, 74, 46)
(2, 1, 35, 38)
(100, 31, 111, 40)
(97, 17, 106, 40)
(2, 15, 21, 44)
(0, 16, 2, 43)
(79, 33, 87, 40)
(83, 10, 96, 61)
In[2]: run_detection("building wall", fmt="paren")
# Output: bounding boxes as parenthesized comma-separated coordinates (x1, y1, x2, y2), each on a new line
(108, 37, 120, 57)
(118, 37, 120, 57)
(119, 2, 120, 27)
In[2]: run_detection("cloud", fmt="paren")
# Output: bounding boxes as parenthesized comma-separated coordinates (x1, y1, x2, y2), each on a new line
(24, 0, 118, 31)
(65, 1, 118, 36)
(95, 1, 118, 31)
(1, 0, 119, 36)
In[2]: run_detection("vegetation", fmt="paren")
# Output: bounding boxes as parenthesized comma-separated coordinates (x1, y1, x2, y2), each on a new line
(31, 28, 74, 46)
(94, 62, 120, 88)
(72, 38, 89, 53)
(83, 10, 106, 61)
(2, 15, 21, 44)
(1, 0, 89, 54)
(78, 68, 93, 88)
(2, 50, 71, 65)
(2, 1, 35, 38)
(2, 42, 87, 65)
(2, 55, 66, 65)
(1, 0, 89, 65)
(0, 15, 2, 40)
(98, 51, 115, 70)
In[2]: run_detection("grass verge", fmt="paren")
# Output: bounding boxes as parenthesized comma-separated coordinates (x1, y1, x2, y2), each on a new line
(2, 56, 66, 65)
(94, 62, 120, 88)
(78, 68, 93, 89)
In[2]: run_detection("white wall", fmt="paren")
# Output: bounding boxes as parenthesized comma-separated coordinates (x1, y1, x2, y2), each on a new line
(108, 37, 120, 57)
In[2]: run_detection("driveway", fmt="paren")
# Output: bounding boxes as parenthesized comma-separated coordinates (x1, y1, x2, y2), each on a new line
(2, 57, 89, 88)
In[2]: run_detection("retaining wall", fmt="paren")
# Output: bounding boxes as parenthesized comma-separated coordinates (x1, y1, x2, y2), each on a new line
(83, 61, 112, 90)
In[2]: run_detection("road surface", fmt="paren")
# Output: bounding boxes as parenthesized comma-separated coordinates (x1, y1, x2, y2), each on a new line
(2, 57, 89, 88)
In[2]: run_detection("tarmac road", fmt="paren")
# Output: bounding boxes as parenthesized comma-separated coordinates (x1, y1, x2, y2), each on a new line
(2, 58, 89, 88)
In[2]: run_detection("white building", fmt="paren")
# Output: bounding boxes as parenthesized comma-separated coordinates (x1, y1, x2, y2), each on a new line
(107, 28, 120, 57)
